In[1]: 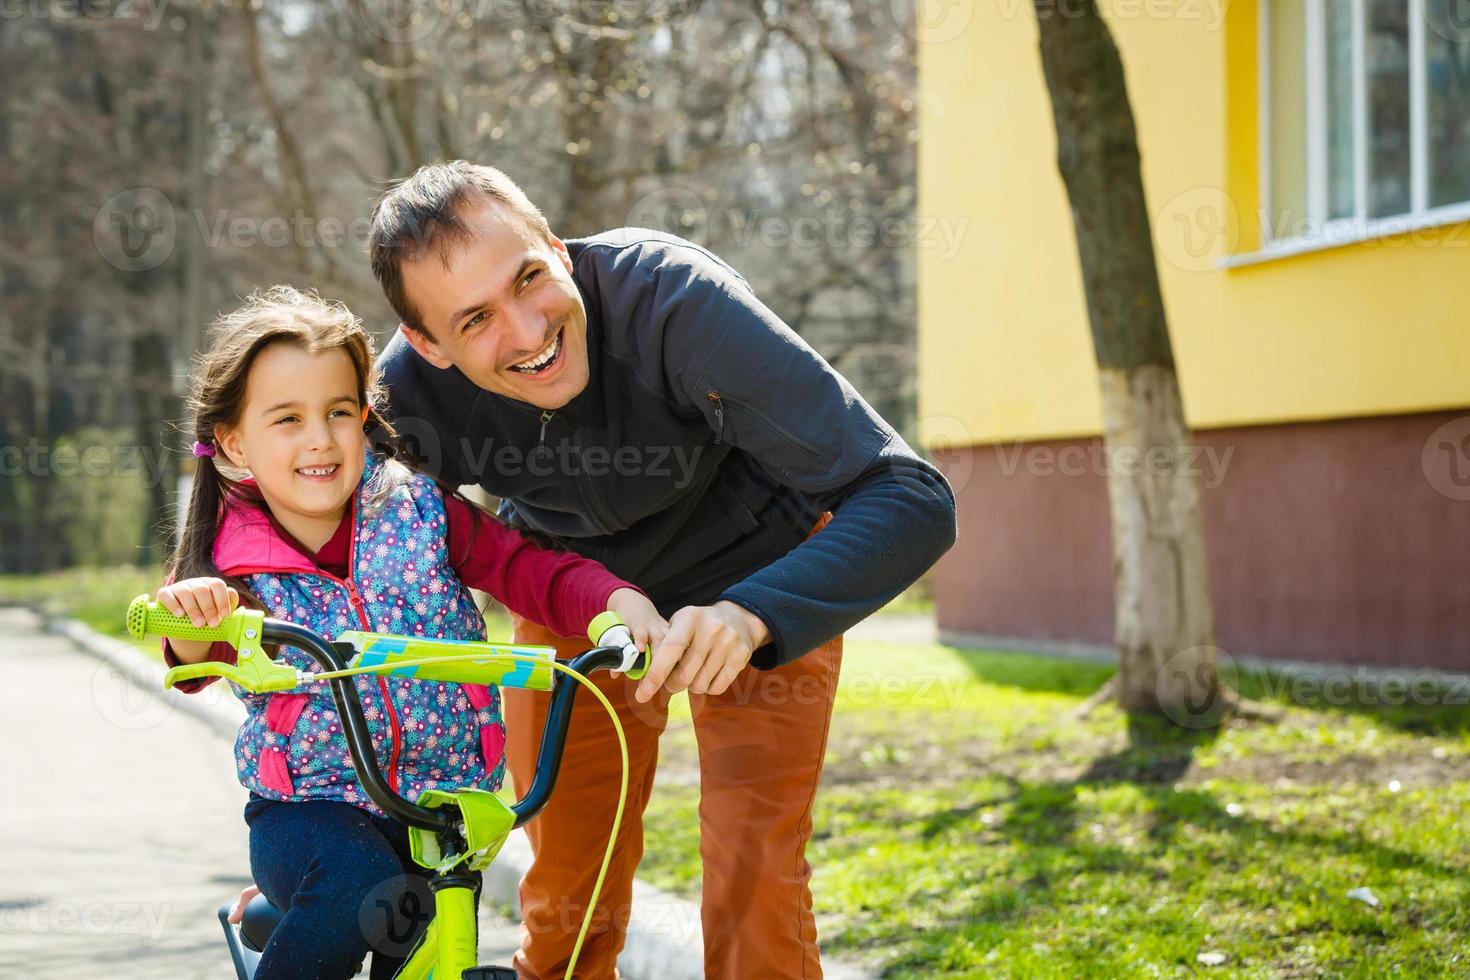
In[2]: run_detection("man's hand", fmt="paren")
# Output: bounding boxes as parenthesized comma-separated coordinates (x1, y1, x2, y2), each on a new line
(637, 601, 770, 702)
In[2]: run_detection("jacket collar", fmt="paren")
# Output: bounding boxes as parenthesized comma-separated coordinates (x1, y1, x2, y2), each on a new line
(213, 496, 322, 577)
(212, 449, 376, 576)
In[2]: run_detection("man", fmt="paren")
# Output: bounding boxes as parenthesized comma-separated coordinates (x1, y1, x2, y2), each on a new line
(369, 161, 955, 979)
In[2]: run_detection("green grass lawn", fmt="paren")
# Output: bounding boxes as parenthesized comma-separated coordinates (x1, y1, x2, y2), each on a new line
(640, 641, 1470, 978)
(9, 567, 1468, 976)
(0, 564, 163, 653)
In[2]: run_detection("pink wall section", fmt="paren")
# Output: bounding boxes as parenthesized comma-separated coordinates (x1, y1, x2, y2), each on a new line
(932, 410, 1470, 672)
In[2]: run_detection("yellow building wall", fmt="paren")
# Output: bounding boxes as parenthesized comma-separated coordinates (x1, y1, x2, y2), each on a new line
(917, 0, 1470, 447)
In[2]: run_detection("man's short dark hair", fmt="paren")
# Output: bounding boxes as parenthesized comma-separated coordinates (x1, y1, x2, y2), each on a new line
(369, 161, 553, 336)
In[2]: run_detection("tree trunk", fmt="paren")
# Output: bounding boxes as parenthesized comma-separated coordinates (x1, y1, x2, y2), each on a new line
(1032, 0, 1220, 717)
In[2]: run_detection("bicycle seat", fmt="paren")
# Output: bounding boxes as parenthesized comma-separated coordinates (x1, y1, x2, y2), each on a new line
(239, 893, 286, 953)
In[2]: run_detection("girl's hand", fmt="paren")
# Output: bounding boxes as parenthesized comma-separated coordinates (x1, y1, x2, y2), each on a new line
(227, 883, 261, 924)
(605, 588, 668, 677)
(157, 577, 239, 628)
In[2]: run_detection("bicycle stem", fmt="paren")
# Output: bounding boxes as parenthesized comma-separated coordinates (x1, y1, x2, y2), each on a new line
(259, 620, 627, 834)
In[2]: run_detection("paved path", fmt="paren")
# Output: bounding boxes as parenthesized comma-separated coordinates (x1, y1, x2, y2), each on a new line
(0, 607, 520, 978)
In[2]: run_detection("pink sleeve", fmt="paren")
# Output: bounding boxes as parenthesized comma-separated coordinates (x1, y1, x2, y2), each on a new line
(444, 495, 640, 640)
(161, 640, 237, 693)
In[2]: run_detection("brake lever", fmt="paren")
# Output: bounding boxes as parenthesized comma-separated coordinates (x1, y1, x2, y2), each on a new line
(162, 652, 300, 693)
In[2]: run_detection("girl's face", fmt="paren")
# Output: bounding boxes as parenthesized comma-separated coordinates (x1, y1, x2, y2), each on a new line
(216, 343, 368, 529)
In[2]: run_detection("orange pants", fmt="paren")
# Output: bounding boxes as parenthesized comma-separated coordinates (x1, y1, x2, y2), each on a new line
(503, 612, 842, 979)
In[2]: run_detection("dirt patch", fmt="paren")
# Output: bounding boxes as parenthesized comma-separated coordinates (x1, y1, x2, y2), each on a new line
(649, 698, 1470, 801)
(813, 716, 1470, 794)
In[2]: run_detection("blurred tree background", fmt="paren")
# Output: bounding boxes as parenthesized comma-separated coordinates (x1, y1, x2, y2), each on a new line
(0, 0, 920, 573)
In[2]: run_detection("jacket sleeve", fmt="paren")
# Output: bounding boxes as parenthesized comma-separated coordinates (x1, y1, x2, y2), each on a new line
(444, 494, 640, 640)
(642, 244, 958, 665)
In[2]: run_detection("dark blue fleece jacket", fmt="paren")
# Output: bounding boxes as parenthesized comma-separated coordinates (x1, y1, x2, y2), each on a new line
(377, 229, 956, 667)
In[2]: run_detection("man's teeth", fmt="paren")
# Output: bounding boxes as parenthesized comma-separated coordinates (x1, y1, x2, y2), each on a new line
(511, 333, 561, 373)
(298, 465, 338, 476)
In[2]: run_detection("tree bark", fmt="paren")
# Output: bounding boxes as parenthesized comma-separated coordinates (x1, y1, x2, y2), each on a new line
(1032, 0, 1219, 717)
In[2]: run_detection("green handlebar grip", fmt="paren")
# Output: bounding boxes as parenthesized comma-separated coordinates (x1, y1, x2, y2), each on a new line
(127, 594, 236, 644)
(127, 594, 293, 693)
(587, 611, 649, 681)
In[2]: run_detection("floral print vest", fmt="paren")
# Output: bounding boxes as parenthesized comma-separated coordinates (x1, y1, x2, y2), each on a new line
(222, 456, 505, 816)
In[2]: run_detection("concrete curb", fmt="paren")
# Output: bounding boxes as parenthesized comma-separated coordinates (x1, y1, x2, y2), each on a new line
(49, 615, 247, 739)
(50, 612, 876, 980)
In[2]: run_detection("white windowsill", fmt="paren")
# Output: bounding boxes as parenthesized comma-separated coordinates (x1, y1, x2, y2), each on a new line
(1221, 199, 1470, 269)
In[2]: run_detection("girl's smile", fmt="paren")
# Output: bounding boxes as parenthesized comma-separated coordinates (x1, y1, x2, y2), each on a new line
(215, 343, 368, 552)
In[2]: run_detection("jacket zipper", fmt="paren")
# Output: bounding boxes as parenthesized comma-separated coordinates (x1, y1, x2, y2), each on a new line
(342, 500, 404, 796)
(235, 503, 405, 795)
(707, 391, 725, 445)
(535, 410, 555, 461)
(572, 425, 621, 535)
(533, 409, 620, 535)
(704, 386, 823, 459)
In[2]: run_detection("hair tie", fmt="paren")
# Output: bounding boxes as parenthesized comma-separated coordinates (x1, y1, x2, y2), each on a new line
(192, 441, 216, 458)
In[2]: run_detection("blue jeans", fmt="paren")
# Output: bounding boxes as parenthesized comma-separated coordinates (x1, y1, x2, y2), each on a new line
(244, 796, 481, 980)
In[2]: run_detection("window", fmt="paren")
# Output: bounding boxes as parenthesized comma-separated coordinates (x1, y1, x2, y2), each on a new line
(1262, 0, 1470, 246)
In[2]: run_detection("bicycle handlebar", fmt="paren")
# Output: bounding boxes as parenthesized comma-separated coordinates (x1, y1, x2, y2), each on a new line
(127, 594, 649, 833)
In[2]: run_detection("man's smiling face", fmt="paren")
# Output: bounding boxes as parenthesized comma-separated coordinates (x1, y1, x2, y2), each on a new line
(397, 197, 590, 409)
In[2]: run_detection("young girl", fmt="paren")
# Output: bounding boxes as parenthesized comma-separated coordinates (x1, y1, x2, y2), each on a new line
(158, 286, 665, 980)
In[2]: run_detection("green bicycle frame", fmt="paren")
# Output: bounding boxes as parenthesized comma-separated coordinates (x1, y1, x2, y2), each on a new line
(128, 593, 641, 979)
(392, 881, 480, 980)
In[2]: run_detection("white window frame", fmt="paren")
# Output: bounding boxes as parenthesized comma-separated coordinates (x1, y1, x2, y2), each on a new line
(1232, 0, 1470, 267)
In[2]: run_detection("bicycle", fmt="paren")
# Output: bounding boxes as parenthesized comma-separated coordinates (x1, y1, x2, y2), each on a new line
(125, 594, 649, 980)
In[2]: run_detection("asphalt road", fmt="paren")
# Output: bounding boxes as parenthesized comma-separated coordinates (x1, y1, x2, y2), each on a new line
(0, 607, 520, 978)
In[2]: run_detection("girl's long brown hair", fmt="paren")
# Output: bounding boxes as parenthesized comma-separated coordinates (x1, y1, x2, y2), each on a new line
(170, 285, 549, 611)
(170, 286, 417, 604)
